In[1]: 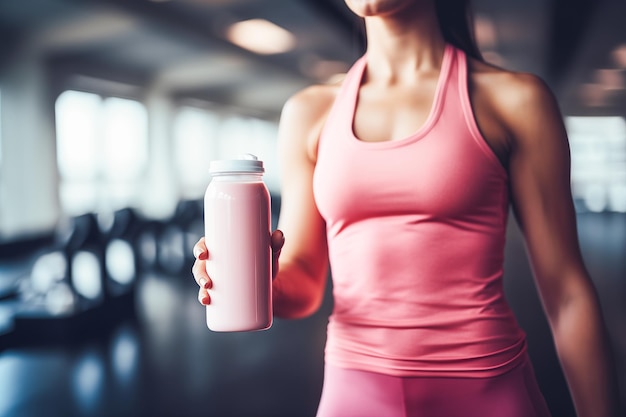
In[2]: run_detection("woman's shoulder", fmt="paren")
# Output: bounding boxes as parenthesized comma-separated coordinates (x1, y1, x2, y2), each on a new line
(467, 57, 563, 142)
(282, 81, 342, 122)
(468, 57, 556, 113)
(279, 81, 343, 162)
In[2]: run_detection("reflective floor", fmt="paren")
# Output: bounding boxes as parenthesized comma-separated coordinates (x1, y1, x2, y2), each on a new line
(0, 213, 624, 417)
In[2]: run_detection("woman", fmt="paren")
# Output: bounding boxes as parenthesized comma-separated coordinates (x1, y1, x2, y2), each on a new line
(192, 0, 618, 416)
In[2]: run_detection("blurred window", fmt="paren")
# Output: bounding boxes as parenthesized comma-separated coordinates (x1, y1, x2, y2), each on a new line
(173, 106, 220, 199)
(55, 90, 148, 215)
(566, 116, 626, 213)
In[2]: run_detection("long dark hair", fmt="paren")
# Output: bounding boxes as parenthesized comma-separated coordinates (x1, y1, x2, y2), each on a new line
(434, 0, 482, 60)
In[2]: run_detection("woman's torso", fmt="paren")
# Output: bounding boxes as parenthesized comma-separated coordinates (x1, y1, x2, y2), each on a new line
(311, 45, 527, 377)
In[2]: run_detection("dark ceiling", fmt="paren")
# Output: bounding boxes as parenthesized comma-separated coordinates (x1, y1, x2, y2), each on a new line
(0, 0, 624, 119)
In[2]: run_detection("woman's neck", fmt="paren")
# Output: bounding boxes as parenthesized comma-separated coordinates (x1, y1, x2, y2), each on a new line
(362, 2, 446, 83)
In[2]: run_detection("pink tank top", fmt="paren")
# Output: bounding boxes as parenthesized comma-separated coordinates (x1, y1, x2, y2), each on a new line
(313, 45, 527, 377)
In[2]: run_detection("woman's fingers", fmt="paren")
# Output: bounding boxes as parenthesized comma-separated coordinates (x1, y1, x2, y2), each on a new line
(198, 287, 210, 305)
(192, 237, 212, 291)
(193, 237, 208, 260)
(192, 260, 212, 289)
(193, 259, 211, 305)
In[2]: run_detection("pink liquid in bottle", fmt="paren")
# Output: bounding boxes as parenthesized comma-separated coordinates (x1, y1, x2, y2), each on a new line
(204, 155, 272, 332)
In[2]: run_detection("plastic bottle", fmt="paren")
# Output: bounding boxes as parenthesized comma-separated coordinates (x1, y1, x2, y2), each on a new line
(204, 154, 272, 331)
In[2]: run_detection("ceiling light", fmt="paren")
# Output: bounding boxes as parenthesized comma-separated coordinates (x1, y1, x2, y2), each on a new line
(226, 19, 296, 55)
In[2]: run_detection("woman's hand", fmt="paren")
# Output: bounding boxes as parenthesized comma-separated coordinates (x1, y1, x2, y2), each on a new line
(191, 230, 285, 305)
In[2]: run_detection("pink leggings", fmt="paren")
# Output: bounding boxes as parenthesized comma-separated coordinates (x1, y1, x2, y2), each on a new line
(316, 358, 552, 417)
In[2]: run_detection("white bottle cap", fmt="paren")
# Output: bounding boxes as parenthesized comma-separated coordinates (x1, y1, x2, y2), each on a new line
(209, 154, 265, 174)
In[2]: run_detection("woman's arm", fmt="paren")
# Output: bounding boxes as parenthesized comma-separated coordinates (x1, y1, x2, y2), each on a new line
(499, 72, 619, 417)
(270, 85, 336, 319)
